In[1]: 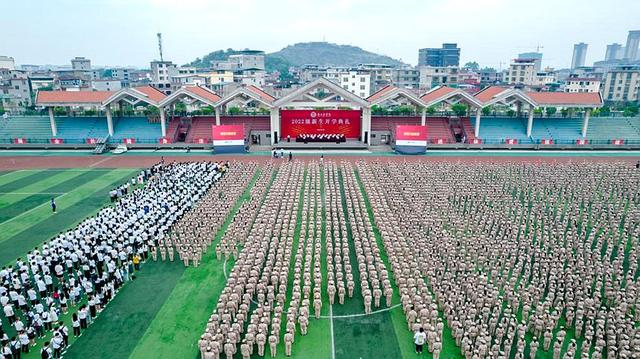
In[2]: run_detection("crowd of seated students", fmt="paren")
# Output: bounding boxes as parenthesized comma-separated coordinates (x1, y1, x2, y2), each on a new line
(296, 133, 346, 143)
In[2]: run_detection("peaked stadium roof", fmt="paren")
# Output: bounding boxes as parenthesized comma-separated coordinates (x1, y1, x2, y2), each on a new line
(367, 85, 426, 108)
(420, 86, 483, 108)
(525, 91, 603, 108)
(273, 77, 370, 108)
(36, 91, 114, 106)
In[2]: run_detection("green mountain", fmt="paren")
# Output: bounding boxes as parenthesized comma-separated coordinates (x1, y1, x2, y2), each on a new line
(187, 42, 404, 74)
(270, 42, 404, 67)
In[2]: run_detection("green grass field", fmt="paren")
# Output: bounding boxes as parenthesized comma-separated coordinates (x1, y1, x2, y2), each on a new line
(0, 165, 602, 358)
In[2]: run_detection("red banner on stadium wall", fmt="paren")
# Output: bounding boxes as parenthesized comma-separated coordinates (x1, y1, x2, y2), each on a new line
(212, 125, 244, 146)
(86, 138, 97, 144)
(50, 138, 64, 144)
(194, 138, 208, 144)
(506, 139, 518, 145)
(395, 125, 427, 146)
(159, 137, 171, 144)
(123, 138, 136, 144)
(470, 138, 482, 144)
(13, 138, 27, 144)
(612, 139, 625, 145)
(540, 139, 553, 145)
(280, 110, 361, 139)
(576, 139, 588, 145)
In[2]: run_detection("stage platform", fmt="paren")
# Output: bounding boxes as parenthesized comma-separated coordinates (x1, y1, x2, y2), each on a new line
(272, 140, 368, 150)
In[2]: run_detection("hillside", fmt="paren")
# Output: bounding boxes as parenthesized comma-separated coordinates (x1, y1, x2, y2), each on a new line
(186, 42, 404, 74)
(270, 42, 404, 67)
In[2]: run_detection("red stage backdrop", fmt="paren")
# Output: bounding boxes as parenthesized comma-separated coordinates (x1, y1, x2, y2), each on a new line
(280, 110, 361, 139)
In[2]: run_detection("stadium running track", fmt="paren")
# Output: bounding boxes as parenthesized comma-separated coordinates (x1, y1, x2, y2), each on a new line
(0, 151, 638, 359)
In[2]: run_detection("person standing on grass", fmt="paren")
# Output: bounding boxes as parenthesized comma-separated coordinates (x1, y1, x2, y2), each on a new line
(414, 327, 427, 354)
(51, 198, 56, 214)
(133, 254, 141, 271)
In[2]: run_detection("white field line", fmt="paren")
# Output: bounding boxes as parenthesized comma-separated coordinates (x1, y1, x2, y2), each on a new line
(0, 192, 65, 195)
(330, 304, 335, 359)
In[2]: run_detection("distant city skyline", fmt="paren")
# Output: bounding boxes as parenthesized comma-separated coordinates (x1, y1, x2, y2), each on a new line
(1, 0, 639, 70)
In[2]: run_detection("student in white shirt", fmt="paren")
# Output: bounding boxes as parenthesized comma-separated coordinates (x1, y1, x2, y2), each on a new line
(413, 327, 427, 354)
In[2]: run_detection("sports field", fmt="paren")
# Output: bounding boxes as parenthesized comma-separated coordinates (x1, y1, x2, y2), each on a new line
(0, 153, 638, 359)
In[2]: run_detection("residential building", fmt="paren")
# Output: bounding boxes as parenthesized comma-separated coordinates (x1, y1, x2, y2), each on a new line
(0, 69, 33, 111)
(357, 64, 394, 92)
(71, 57, 91, 71)
(234, 69, 266, 88)
(150, 60, 177, 94)
(206, 70, 234, 85)
(535, 71, 557, 87)
(418, 43, 460, 67)
(391, 68, 420, 89)
(605, 43, 623, 61)
(211, 50, 265, 71)
(0, 56, 15, 70)
(91, 79, 122, 92)
(507, 59, 536, 85)
(624, 30, 640, 61)
(338, 71, 370, 98)
(418, 66, 459, 89)
(29, 75, 55, 91)
(170, 74, 210, 89)
(177, 67, 197, 75)
(571, 43, 588, 69)
(564, 75, 601, 93)
(602, 65, 640, 103)
(480, 68, 502, 86)
(518, 52, 543, 71)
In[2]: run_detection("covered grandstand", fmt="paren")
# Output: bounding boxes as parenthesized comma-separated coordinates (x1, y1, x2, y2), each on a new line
(2, 79, 638, 149)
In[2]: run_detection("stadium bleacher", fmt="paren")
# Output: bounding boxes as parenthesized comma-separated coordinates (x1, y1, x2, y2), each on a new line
(585, 117, 640, 143)
(473, 117, 532, 144)
(0, 116, 53, 143)
(56, 117, 110, 142)
(185, 117, 215, 143)
(111, 116, 162, 143)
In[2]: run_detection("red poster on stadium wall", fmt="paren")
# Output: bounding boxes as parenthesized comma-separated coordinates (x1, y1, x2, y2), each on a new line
(576, 139, 588, 145)
(86, 138, 97, 144)
(211, 125, 244, 146)
(395, 125, 428, 146)
(470, 138, 482, 144)
(13, 138, 27, 144)
(123, 138, 136, 144)
(280, 110, 361, 139)
(194, 138, 208, 144)
(158, 137, 171, 144)
(612, 139, 625, 145)
(50, 138, 64, 144)
(540, 139, 553, 145)
(506, 139, 518, 145)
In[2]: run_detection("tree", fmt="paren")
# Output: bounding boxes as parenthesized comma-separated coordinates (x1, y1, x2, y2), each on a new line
(201, 106, 214, 116)
(599, 106, 611, 116)
(227, 106, 242, 115)
(426, 106, 436, 115)
(83, 109, 97, 116)
(371, 105, 386, 115)
(560, 108, 569, 118)
(174, 103, 187, 115)
(534, 108, 543, 116)
(623, 104, 639, 117)
(506, 109, 516, 117)
(451, 103, 468, 117)
(397, 105, 414, 115)
(481, 106, 491, 116)
(463, 62, 480, 72)
(54, 107, 67, 116)
(545, 107, 557, 117)
(144, 106, 159, 117)
(0, 102, 4, 115)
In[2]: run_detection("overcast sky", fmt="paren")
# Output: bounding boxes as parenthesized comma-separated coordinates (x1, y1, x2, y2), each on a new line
(2, 0, 638, 70)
